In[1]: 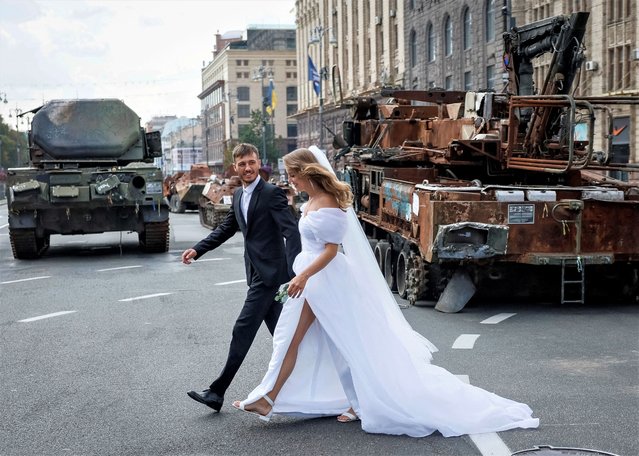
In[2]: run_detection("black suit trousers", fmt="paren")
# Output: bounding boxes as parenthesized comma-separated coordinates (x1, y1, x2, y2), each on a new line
(209, 268, 282, 396)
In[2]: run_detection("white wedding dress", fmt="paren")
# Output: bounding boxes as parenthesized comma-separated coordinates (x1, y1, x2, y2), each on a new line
(238, 206, 539, 437)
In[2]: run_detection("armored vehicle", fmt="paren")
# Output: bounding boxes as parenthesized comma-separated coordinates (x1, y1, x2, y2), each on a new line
(5, 99, 170, 259)
(163, 163, 212, 213)
(335, 13, 639, 310)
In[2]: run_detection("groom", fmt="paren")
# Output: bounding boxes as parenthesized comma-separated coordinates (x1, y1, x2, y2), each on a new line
(181, 143, 301, 412)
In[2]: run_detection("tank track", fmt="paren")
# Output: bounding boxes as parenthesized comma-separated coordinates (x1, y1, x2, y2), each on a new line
(9, 229, 49, 259)
(139, 221, 170, 253)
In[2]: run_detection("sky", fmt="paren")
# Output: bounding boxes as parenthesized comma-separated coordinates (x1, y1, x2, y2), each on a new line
(0, 0, 296, 125)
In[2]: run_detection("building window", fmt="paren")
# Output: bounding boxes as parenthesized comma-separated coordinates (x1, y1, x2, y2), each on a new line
(445, 75, 453, 90)
(285, 59, 297, 67)
(486, 65, 495, 90)
(464, 71, 472, 90)
(237, 104, 251, 118)
(444, 16, 453, 57)
(287, 124, 298, 137)
(486, 0, 495, 42)
(286, 72, 297, 79)
(409, 29, 417, 67)
(427, 23, 436, 62)
(286, 104, 298, 116)
(463, 7, 472, 50)
(262, 59, 275, 66)
(237, 86, 250, 101)
(286, 86, 297, 101)
(608, 45, 632, 92)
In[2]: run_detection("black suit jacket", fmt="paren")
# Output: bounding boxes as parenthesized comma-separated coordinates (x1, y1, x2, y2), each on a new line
(193, 178, 301, 287)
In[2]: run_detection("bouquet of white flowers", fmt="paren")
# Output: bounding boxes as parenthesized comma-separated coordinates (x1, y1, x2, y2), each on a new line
(275, 282, 289, 303)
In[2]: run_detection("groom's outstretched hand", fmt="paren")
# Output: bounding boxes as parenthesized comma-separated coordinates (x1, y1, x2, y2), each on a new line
(181, 248, 197, 265)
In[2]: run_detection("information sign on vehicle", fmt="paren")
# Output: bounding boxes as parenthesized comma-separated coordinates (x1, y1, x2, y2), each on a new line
(508, 204, 535, 224)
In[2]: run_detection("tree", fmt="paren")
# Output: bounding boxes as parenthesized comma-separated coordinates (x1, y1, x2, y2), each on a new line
(237, 109, 276, 164)
(0, 114, 27, 170)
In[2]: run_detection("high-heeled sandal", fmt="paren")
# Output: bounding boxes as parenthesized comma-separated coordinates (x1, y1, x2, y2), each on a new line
(232, 395, 274, 422)
(337, 409, 359, 423)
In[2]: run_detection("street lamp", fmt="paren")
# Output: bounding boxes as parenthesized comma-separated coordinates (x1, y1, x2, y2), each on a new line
(308, 25, 337, 151)
(253, 65, 273, 163)
(0, 92, 7, 104)
(8, 107, 24, 157)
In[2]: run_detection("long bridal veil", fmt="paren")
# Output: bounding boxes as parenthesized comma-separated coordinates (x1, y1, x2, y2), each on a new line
(307, 146, 438, 359)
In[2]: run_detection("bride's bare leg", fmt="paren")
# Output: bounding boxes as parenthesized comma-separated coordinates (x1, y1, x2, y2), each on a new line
(236, 301, 316, 416)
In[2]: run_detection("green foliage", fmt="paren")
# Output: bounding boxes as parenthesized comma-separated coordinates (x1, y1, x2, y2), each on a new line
(0, 114, 28, 169)
(237, 109, 277, 165)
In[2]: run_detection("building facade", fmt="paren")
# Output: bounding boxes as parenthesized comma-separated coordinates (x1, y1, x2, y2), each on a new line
(199, 27, 297, 170)
(294, 0, 404, 150)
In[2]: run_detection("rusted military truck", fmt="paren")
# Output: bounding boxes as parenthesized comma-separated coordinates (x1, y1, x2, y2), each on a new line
(198, 175, 242, 229)
(5, 99, 169, 258)
(163, 163, 212, 213)
(336, 12, 639, 310)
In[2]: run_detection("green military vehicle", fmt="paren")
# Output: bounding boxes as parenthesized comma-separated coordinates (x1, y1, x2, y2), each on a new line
(5, 99, 170, 259)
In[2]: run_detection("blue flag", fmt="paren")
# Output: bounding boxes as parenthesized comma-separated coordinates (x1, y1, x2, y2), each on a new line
(308, 55, 320, 96)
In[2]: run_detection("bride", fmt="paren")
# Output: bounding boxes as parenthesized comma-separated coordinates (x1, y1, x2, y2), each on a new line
(232, 147, 539, 437)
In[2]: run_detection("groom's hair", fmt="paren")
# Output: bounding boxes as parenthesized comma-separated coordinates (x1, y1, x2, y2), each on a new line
(233, 143, 260, 161)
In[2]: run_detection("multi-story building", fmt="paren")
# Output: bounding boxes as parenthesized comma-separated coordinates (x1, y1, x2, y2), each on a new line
(294, 0, 404, 150)
(512, 0, 638, 173)
(404, 0, 507, 92)
(199, 26, 297, 171)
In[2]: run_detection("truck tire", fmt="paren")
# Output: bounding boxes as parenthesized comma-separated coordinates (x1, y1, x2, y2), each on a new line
(139, 221, 170, 253)
(396, 250, 409, 299)
(374, 240, 389, 272)
(384, 245, 397, 291)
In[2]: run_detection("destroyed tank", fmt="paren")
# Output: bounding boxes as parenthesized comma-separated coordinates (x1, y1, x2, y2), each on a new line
(334, 13, 639, 310)
(198, 175, 242, 229)
(163, 163, 212, 213)
(5, 99, 170, 258)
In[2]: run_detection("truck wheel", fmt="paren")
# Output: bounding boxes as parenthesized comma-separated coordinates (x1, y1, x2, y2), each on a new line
(396, 250, 409, 298)
(9, 229, 44, 259)
(374, 240, 389, 272)
(139, 221, 170, 253)
(384, 246, 397, 291)
(169, 194, 186, 213)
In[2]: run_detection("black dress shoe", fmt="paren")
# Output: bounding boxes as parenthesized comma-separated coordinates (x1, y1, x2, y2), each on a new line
(187, 389, 223, 412)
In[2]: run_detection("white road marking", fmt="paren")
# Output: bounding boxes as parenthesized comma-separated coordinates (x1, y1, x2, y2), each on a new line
(481, 313, 517, 324)
(97, 265, 143, 272)
(452, 334, 480, 349)
(118, 292, 172, 302)
(0, 223, 8, 229)
(196, 258, 230, 262)
(19, 311, 77, 323)
(215, 279, 246, 286)
(456, 374, 512, 456)
(2, 276, 51, 284)
(469, 432, 512, 456)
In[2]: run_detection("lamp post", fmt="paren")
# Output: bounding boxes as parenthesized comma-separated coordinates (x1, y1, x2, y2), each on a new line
(253, 65, 273, 163)
(0, 92, 8, 104)
(308, 25, 337, 151)
(8, 107, 24, 157)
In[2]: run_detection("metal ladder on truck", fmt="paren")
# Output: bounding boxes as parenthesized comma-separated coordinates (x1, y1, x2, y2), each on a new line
(561, 257, 585, 304)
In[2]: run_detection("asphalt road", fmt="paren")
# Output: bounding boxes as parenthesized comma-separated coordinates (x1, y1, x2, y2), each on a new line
(1, 207, 637, 456)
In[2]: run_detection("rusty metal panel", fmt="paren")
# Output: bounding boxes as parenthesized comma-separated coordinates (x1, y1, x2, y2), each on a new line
(381, 180, 414, 222)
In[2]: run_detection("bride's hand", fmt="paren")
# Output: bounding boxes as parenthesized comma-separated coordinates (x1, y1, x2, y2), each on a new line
(287, 273, 308, 298)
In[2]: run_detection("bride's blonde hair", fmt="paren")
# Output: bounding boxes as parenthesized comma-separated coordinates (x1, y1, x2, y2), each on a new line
(283, 148, 353, 209)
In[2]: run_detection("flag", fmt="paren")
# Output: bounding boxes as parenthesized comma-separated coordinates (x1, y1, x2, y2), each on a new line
(308, 55, 320, 96)
(266, 79, 277, 116)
